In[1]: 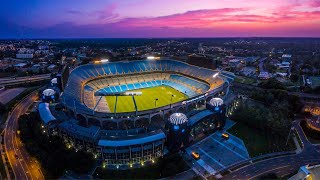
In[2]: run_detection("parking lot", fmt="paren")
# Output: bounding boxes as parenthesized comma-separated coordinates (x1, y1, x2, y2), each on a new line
(186, 121, 249, 177)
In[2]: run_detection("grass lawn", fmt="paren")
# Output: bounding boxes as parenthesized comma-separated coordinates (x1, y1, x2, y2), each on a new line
(234, 76, 257, 85)
(105, 85, 188, 113)
(227, 122, 295, 157)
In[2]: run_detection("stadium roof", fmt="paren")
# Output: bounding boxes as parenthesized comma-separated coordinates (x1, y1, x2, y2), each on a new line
(209, 98, 224, 107)
(98, 130, 166, 147)
(51, 78, 57, 84)
(169, 113, 188, 125)
(59, 119, 100, 139)
(38, 103, 56, 124)
(42, 89, 55, 96)
(188, 110, 213, 126)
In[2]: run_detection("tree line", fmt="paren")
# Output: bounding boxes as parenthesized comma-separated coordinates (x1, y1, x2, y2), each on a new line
(18, 112, 95, 178)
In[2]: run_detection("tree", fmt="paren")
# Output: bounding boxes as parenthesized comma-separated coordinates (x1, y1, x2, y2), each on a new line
(259, 78, 286, 90)
(290, 73, 299, 82)
(18, 112, 96, 178)
(67, 150, 95, 174)
(0, 102, 5, 112)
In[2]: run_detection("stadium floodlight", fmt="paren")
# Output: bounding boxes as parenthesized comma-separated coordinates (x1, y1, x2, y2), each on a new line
(94, 59, 109, 64)
(213, 72, 219, 78)
(101, 59, 109, 63)
(147, 56, 155, 60)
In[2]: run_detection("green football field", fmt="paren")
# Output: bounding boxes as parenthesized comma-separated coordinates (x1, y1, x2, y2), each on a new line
(105, 85, 188, 113)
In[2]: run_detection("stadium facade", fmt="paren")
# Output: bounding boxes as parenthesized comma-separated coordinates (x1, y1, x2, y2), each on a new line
(38, 59, 234, 169)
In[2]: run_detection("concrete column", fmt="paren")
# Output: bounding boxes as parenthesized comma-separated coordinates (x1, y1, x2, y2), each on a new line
(100, 147, 104, 160)
(161, 140, 164, 157)
(85, 117, 89, 127)
(129, 146, 132, 162)
(100, 119, 103, 128)
(149, 115, 152, 124)
(152, 142, 155, 156)
(141, 144, 144, 159)
(115, 148, 118, 164)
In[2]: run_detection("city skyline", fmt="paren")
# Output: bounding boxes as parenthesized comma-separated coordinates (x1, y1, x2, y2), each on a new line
(1, 0, 320, 38)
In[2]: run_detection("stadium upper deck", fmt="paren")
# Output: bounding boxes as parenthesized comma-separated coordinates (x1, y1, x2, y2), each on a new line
(62, 59, 232, 117)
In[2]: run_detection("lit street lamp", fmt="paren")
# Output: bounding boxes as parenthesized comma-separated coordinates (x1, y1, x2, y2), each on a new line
(170, 94, 175, 108)
(155, 98, 158, 108)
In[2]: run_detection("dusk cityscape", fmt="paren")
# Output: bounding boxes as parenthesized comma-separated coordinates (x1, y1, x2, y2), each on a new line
(0, 0, 320, 180)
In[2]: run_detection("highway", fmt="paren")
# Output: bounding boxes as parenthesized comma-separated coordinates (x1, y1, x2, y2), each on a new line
(0, 74, 51, 86)
(222, 119, 320, 179)
(4, 91, 45, 180)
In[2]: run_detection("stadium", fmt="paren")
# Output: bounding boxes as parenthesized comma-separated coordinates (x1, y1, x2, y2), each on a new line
(39, 59, 234, 169)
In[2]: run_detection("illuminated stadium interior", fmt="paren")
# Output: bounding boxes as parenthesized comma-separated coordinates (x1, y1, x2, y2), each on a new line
(39, 59, 235, 169)
(62, 59, 233, 119)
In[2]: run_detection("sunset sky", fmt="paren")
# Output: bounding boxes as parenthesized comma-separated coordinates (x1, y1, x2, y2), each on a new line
(1, 0, 320, 38)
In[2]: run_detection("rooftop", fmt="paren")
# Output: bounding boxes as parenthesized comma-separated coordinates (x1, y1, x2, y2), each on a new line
(98, 129, 166, 147)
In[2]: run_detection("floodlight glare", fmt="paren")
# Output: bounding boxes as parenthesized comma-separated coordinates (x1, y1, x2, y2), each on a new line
(147, 56, 155, 60)
(101, 59, 109, 63)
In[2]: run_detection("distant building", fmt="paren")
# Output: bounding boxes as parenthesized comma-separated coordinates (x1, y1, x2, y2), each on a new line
(47, 64, 57, 72)
(38, 45, 49, 50)
(258, 71, 270, 79)
(14, 63, 27, 69)
(187, 54, 216, 69)
(277, 61, 290, 69)
(16, 48, 34, 59)
(16, 53, 33, 59)
(228, 59, 242, 68)
(282, 54, 292, 63)
(31, 64, 41, 72)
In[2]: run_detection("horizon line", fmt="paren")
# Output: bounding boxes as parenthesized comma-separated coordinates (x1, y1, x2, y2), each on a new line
(1, 36, 320, 40)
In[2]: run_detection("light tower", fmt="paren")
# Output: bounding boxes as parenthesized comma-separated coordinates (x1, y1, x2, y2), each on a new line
(167, 113, 189, 152)
(206, 97, 227, 130)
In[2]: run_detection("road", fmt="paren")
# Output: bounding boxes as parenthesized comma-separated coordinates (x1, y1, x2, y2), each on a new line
(0, 74, 51, 86)
(258, 57, 267, 72)
(4, 91, 45, 180)
(222, 119, 320, 179)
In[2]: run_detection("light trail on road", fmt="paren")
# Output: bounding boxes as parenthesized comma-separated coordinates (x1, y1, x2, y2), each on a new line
(4, 91, 45, 180)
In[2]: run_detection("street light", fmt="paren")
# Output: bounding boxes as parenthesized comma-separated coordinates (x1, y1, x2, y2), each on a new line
(213, 72, 219, 78)
(170, 94, 175, 108)
(155, 98, 159, 108)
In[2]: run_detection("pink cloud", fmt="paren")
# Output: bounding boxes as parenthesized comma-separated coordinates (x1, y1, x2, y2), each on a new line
(309, 0, 320, 7)
(111, 7, 320, 29)
(6, 0, 320, 38)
